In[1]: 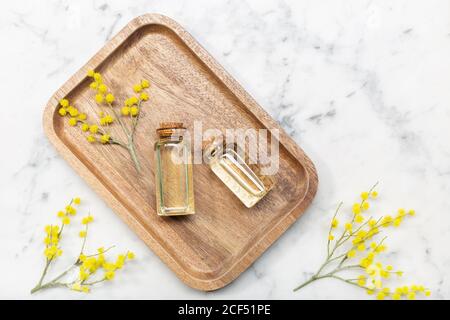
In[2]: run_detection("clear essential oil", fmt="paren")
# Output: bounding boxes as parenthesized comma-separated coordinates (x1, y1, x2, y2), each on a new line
(154, 122, 195, 216)
(203, 138, 273, 208)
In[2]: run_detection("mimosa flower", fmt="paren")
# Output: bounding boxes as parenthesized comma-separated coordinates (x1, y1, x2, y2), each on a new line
(331, 218, 339, 228)
(58, 108, 67, 116)
(95, 93, 104, 104)
(65, 205, 76, 215)
(352, 203, 361, 215)
(82, 215, 94, 225)
(68, 118, 78, 126)
(105, 93, 115, 103)
(392, 292, 401, 300)
(362, 201, 369, 211)
(98, 84, 108, 94)
(115, 255, 126, 269)
(347, 250, 356, 258)
(345, 222, 352, 232)
(68, 107, 79, 117)
(100, 134, 110, 144)
(393, 218, 402, 227)
(105, 115, 114, 123)
(381, 215, 393, 227)
(93, 72, 102, 82)
(129, 96, 138, 105)
(357, 276, 366, 286)
(105, 271, 115, 280)
(121, 106, 130, 116)
(141, 79, 150, 88)
(60, 99, 69, 107)
(89, 125, 98, 134)
(140, 92, 149, 101)
(407, 292, 416, 300)
(376, 292, 385, 300)
(133, 84, 142, 93)
(130, 106, 139, 116)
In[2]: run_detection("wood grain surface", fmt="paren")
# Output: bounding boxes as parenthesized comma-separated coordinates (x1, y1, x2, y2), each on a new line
(43, 14, 318, 291)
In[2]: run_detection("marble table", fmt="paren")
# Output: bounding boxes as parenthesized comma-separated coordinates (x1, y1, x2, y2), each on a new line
(1, 0, 449, 299)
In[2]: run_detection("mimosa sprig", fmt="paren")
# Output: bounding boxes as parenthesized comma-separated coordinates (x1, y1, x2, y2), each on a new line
(294, 183, 431, 300)
(31, 197, 135, 294)
(57, 70, 151, 173)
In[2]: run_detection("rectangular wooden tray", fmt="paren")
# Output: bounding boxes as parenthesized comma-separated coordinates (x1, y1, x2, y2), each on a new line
(43, 14, 318, 291)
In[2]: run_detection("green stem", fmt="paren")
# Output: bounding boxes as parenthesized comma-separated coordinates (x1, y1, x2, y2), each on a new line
(327, 202, 343, 257)
(128, 142, 141, 173)
(85, 245, 115, 258)
(293, 274, 330, 292)
(131, 100, 142, 137)
(31, 281, 69, 294)
(329, 275, 369, 290)
(31, 262, 77, 294)
(83, 278, 107, 286)
(109, 103, 130, 137)
(77, 219, 90, 262)
(35, 259, 51, 288)
(110, 139, 127, 148)
(77, 119, 127, 147)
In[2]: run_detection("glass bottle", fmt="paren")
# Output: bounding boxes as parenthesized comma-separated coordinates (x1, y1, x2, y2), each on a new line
(154, 122, 195, 216)
(203, 138, 273, 208)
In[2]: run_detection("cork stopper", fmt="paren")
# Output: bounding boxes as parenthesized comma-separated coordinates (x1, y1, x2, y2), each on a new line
(156, 122, 185, 137)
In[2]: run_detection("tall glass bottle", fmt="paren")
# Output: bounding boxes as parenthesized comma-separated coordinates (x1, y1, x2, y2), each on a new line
(203, 138, 273, 208)
(154, 122, 195, 216)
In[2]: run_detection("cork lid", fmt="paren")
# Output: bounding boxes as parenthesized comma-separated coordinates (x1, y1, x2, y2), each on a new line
(156, 122, 185, 137)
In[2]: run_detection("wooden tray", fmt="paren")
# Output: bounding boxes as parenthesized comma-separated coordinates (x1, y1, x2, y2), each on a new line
(43, 14, 318, 291)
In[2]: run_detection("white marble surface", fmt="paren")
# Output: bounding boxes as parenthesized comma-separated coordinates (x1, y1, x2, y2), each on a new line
(1, 0, 450, 299)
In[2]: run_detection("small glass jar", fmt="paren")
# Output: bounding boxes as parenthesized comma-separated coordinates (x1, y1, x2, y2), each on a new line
(154, 122, 195, 216)
(203, 137, 274, 208)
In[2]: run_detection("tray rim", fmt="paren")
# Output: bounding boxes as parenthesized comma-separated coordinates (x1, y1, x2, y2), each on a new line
(43, 13, 319, 291)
